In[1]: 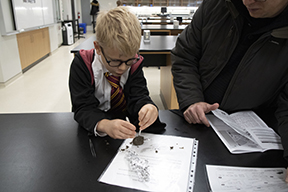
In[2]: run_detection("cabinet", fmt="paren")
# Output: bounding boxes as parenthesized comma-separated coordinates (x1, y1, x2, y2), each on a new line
(160, 55, 179, 109)
(16, 28, 50, 70)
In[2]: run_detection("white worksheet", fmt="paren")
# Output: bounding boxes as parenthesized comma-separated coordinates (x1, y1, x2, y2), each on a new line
(206, 165, 288, 192)
(207, 109, 283, 154)
(99, 133, 198, 192)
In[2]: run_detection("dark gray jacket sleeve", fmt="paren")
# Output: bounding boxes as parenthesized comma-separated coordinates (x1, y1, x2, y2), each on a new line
(171, 2, 205, 112)
(275, 83, 288, 161)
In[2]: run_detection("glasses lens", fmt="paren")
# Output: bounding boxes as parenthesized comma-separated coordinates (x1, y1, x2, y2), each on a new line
(109, 61, 122, 67)
(126, 58, 138, 66)
(108, 58, 139, 67)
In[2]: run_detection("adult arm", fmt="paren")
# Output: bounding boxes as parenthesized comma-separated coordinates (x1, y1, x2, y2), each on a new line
(275, 83, 288, 166)
(171, 2, 221, 125)
(171, 2, 205, 112)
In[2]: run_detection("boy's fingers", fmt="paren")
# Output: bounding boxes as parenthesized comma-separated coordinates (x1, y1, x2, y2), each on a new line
(138, 108, 148, 122)
(123, 121, 136, 130)
(120, 126, 136, 137)
(139, 112, 148, 126)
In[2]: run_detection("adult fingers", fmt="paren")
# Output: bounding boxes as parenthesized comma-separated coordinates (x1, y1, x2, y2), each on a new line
(190, 104, 207, 124)
(183, 110, 192, 124)
(184, 102, 215, 126)
(197, 110, 210, 127)
(206, 103, 219, 113)
(184, 107, 199, 124)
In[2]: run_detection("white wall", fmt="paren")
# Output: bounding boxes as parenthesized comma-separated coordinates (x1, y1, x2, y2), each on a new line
(0, 35, 22, 83)
(62, 0, 82, 22)
(98, 0, 117, 11)
(75, 0, 82, 23)
(62, 0, 72, 20)
(12, 0, 54, 30)
(49, 23, 63, 52)
(83, 0, 117, 32)
(1, 0, 14, 33)
(0, 0, 196, 84)
(59, 0, 64, 20)
(0, 0, 62, 84)
(0, 23, 61, 84)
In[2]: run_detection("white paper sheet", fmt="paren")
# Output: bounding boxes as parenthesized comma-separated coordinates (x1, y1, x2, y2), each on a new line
(207, 109, 283, 154)
(98, 133, 198, 192)
(206, 165, 288, 192)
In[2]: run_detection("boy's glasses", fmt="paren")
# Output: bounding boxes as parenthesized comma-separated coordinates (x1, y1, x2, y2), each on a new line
(100, 46, 140, 67)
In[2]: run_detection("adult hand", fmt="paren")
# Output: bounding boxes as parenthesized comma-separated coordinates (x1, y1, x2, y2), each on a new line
(97, 119, 136, 139)
(184, 102, 219, 127)
(285, 168, 288, 183)
(138, 104, 158, 131)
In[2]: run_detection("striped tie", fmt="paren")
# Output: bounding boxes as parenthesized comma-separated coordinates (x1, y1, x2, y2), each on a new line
(104, 72, 126, 112)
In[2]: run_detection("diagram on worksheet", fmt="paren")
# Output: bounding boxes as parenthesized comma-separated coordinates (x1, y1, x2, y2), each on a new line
(99, 133, 198, 192)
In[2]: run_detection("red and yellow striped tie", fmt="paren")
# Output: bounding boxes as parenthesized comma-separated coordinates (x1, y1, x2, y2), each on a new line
(104, 72, 126, 112)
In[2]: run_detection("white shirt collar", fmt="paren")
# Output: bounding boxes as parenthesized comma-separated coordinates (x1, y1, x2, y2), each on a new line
(92, 49, 130, 87)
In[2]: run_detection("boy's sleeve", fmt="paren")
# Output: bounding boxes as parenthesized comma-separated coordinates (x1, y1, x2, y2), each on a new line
(125, 61, 166, 133)
(126, 61, 154, 115)
(69, 53, 113, 133)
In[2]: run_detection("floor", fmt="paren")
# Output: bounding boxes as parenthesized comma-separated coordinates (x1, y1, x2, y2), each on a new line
(0, 32, 165, 114)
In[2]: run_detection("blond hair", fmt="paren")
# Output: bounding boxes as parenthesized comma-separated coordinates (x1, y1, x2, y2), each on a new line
(95, 6, 141, 56)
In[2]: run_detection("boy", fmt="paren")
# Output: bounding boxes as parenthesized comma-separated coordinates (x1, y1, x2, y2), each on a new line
(69, 6, 165, 139)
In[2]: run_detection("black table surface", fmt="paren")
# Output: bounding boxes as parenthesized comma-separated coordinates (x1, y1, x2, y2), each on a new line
(0, 111, 287, 192)
(70, 36, 178, 54)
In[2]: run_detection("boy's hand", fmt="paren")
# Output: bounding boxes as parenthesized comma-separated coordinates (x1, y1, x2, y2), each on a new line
(97, 119, 136, 139)
(138, 104, 158, 131)
(184, 102, 219, 127)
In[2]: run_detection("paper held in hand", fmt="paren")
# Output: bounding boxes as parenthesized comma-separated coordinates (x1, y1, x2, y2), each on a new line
(206, 109, 283, 154)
